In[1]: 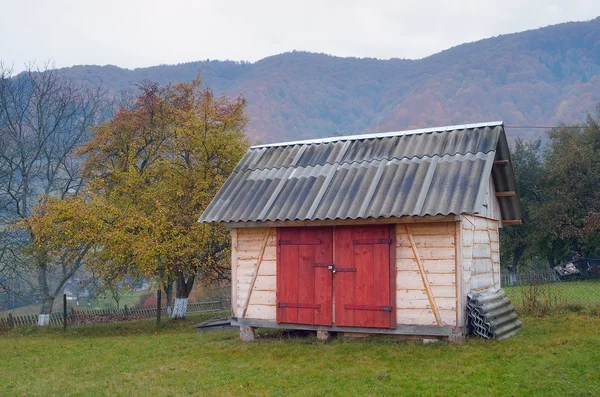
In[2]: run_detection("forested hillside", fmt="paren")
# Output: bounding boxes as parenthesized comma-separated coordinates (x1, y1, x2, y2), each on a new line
(56, 17, 600, 143)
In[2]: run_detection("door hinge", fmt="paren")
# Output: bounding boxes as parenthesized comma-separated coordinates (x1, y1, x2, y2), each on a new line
(344, 304, 393, 312)
(277, 303, 321, 309)
(352, 238, 393, 245)
(312, 263, 334, 268)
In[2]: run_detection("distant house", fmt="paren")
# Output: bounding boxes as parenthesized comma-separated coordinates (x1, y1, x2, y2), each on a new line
(199, 122, 523, 341)
(62, 280, 80, 301)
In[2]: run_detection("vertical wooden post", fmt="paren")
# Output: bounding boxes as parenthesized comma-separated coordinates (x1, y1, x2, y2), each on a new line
(231, 228, 238, 317)
(8, 312, 14, 329)
(156, 289, 162, 326)
(63, 294, 67, 331)
(455, 219, 465, 332)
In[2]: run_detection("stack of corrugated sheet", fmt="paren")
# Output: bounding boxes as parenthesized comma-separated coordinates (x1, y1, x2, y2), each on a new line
(467, 288, 522, 340)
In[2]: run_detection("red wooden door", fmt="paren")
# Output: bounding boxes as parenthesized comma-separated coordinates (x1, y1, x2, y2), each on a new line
(334, 225, 394, 328)
(276, 227, 333, 326)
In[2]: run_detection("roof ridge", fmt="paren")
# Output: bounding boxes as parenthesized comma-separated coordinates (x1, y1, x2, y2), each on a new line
(250, 121, 504, 149)
(237, 149, 497, 173)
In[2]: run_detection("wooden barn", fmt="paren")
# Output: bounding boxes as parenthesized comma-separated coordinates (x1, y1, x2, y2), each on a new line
(199, 122, 523, 341)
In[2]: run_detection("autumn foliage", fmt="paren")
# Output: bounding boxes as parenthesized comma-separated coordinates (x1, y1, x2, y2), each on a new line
(24, 77, 248, 303)
(501, 105, 600, 273)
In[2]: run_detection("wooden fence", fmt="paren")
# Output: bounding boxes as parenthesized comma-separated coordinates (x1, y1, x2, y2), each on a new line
(0, 298, 231, 328)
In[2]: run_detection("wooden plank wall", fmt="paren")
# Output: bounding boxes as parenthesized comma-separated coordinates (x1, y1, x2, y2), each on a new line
(234, 227, 277, 320)
(479, 176, 502, 221)
(395, 222, 457, 327)
(460, 215, 500, 297)
(234, 219, 498, 328)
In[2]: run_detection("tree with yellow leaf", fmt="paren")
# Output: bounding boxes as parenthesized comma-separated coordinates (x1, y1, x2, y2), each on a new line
(25, 77, 248, 319)
(80, 78, 248, 318)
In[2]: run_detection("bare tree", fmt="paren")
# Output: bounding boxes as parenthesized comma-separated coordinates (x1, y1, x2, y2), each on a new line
(0, 63, 108, 325)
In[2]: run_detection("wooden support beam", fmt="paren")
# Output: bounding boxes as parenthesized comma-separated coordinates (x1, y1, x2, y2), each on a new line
(504, 220, 522, 225)
(226, 214, 458, 229)
(232, 317, 454, 336)
(495, 191, 516, 197)
(405, 225, 442, 326)
(493, 159, 509, 165)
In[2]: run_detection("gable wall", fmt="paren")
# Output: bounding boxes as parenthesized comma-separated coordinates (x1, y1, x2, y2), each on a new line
(459, 215, 501, 302)
(479, 175, 502, 221)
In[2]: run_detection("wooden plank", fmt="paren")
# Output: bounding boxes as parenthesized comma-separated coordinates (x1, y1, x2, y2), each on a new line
(237, 258, 260, 268)
(503, 220, 522, 225)
(237, 266, 259, 278)
(397, 270, 430, 289)
(455, 220, 464, 329)
(397, 234, 455, 248)
(277, 228, 298, 323)
(262, 246, 277, 261)
(249, 290, 276, 306)
(237, 227, 269, 241)
(389, 224, 397, 328)
(493, 159, 509, 165)
(396, 258, 418, 271)
(397, 246, 455, 260)
(405, 225, 442, 326)
(245, 304, 276, 320)
(495, 191, 516, 197)
(353, 227, 373, 327)
(440, 309, 457, 326)
(297, 228, 317, 325)
(396, 289, 428, 300)
(233, 317, 453, 336)
(257, 260, 276, 276)
(397, 297, 456, 310)
(334, 226, 354, 326)
(431, 285, 457, 298)
(253, 275, 276, 291)
(396, 309, 436, 325)
(396, 308, 457, 326)
(473, 258, 493, 274)
(471, 273, 495, 290)
(399, 259, 457, 274)
(242, 228, 271, 318)
(425, 273, 456, 286)
(228, 215, 457, 229)
(314, 228, 333, 326)
(408, 222, 456, 236)
(473, 230, 491, 244)
(237, 250, 263, 260)
(237, 239, 268, 251)
(473, 244, 491, 258)
(373, 226, 392, 328)
(422, 259, 456, 274)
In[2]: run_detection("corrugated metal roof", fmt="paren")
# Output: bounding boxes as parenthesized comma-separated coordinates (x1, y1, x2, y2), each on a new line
(199, 122, 523, 224)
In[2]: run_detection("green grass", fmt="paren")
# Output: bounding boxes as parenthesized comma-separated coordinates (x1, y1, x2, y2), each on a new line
(504, 280, 600, 315)
(1, 313, 599, 396)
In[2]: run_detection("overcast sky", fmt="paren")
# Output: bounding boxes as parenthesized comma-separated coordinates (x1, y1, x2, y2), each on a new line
(2, 0, 599, 72)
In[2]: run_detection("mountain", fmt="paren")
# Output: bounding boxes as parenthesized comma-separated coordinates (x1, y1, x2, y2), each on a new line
(56, 18, 600, 143)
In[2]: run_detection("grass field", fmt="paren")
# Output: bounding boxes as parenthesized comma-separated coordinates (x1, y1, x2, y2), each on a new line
(504, 279, 600, 315)
(1, 313, 599, 396)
